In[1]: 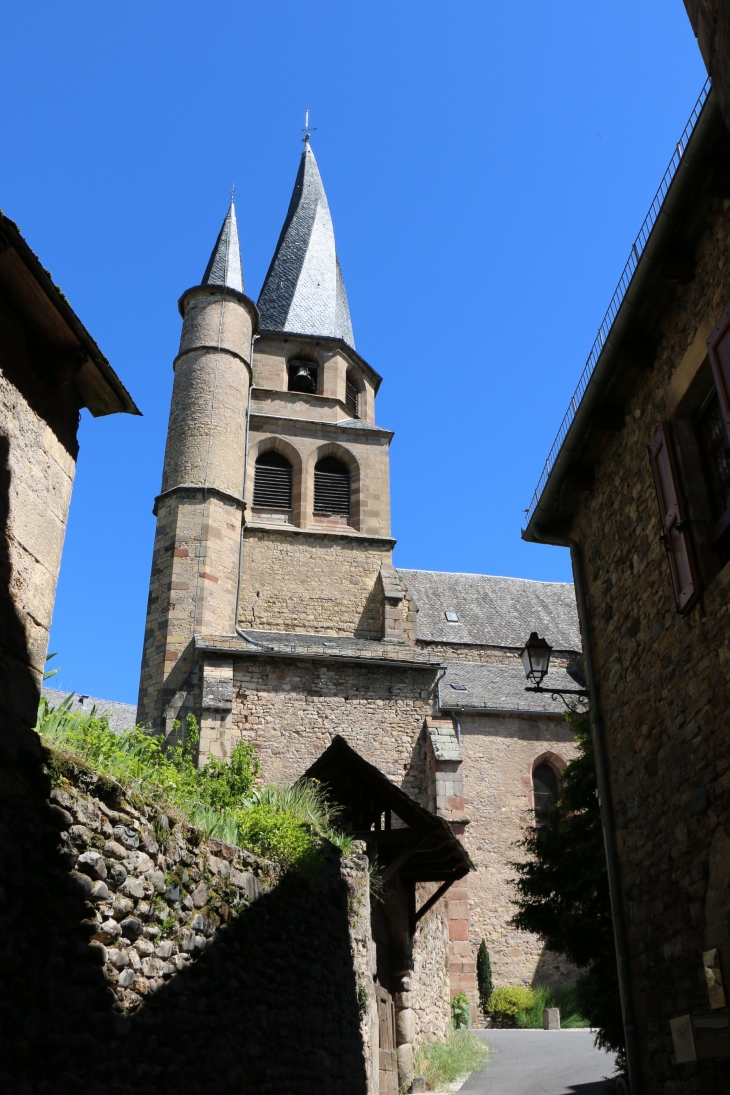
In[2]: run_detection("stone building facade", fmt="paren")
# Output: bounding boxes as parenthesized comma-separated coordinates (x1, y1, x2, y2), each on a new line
(137, 137, 583, 1063)
(0, 211, 138, 758)
(524, 84, 730, 1094)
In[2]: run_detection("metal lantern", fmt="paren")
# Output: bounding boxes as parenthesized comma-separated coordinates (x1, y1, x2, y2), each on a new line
(520, 632, 552, 685)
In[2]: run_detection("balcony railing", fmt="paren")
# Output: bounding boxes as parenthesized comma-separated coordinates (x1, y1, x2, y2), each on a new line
(524, 77, 712, 527)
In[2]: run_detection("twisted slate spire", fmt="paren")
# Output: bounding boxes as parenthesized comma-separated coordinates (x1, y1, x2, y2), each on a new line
(202, 202, 243, 294)
(257, 145, 355, 348)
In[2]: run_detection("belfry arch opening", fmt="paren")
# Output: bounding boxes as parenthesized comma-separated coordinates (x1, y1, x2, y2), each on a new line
(288, 358, 318, 394)
(253, 450, 293, 510)
(314, 456, 350, 517)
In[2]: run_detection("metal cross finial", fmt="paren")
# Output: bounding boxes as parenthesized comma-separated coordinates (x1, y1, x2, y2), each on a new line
(302, 109, 317, 144)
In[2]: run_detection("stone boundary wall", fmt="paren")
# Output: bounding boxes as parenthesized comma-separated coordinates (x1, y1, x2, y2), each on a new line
(0, 750, 375, 1094)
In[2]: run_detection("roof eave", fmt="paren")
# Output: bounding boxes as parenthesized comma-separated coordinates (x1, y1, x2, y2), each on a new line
(0, 211, 141, 417)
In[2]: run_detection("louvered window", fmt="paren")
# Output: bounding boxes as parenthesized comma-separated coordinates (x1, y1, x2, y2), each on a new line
(253, 451, 292, 509)
(345, 380, 359, 418)
(314, 456, 350, 516)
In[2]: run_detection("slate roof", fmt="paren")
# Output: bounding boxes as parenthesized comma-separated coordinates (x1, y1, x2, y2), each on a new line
(397, 569, 581, 651)
(257, 144, 355, 348)
(438, 662, 577, 715)
(338, 418, 391, 433)
(42, 687, 137, 733)
(202, 202, 243, 294)
(197, 630, 442, 667)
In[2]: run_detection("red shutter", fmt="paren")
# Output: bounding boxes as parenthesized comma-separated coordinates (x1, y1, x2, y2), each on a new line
(707, 304, 730, 444)
(649, 423, 698, 613)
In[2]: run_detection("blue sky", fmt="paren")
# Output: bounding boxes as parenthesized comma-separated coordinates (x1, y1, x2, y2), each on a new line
(0, 2, 705, 702)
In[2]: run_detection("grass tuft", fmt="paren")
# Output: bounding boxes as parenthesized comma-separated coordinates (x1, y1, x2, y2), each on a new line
(414, 1029, 489, 1090)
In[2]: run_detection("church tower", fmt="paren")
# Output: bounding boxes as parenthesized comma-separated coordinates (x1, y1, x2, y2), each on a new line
(239, 140, 402, 643)
(137, 204, 258, 735)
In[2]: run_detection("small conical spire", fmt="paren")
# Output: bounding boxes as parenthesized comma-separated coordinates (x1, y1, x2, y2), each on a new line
(202, 202, 243, 294)
(257, 144, 354, 348)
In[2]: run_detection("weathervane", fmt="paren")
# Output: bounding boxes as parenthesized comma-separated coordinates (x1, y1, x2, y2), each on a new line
(302, 109, 317, 144)
(229, 184, 236, 204)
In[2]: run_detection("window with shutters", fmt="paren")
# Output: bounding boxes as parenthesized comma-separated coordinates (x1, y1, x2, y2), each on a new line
(698, 391, 730, 558)
(532, 763, 558, 821)
(253, 450, 292, 510)
(649, 422, 698, 613)
(707, 303, 730, 446)
(313, 456, 350, 516)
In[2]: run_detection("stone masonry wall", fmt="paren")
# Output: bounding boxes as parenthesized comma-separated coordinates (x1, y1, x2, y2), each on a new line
(0, 748, 375, 1094)
(460, 712, 579, 987)
(570, 199, 730, 1093)
(238, 528, 391, 639)
(137, 491, 242, 732)
(231, 654, 437, 802)
(0, 370, 77, 743)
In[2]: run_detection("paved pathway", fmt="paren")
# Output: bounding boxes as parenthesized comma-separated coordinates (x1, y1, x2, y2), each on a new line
(460, 1029, 617, 1095)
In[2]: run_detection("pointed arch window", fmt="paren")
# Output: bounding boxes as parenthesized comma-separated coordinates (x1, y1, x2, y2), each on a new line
(314, 456, 350, 516)
(253, 451, 292, 509)
(532, 762, 558, 819)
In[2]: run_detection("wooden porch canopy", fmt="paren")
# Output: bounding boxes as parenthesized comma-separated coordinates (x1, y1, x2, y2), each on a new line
(304, 736, 473, 926)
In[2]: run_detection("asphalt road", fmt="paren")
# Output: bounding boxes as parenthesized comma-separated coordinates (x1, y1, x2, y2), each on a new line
(460, 1029, 618, 1095)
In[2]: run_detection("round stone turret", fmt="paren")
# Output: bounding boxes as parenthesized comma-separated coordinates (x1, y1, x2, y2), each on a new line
(161, 283, 258, 501)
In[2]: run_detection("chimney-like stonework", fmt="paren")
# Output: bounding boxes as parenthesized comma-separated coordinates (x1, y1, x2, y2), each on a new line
(137, 205, 258, 742)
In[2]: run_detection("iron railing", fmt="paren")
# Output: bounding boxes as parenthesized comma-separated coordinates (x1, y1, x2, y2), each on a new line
(524, 78, 711, 527)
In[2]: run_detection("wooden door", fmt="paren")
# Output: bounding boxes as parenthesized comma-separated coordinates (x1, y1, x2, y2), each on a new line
(376, 984, 398, 1095)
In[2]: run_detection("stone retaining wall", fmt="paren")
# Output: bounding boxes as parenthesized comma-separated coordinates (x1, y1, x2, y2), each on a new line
(0, 749, 374, 1094)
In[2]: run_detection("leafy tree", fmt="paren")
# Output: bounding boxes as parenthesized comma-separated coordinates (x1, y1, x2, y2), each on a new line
(476, 939, 493, 1014)
(510, 706, 624, 1060)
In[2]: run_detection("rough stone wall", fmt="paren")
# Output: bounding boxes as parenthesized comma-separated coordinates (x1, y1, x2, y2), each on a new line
(231, 654, 436, 801)
(0, 369, 77, 743)
(0, 749, 374, 1094)
(237, 529, 392, 640)
(460, 712, 579, 987)
(410, 885, 451, 1044)
(570, 201, 730, 1092)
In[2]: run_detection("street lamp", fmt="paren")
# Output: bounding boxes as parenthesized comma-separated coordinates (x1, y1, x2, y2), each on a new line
(520, 632, 552, 685)
(520, 632, 589, 698)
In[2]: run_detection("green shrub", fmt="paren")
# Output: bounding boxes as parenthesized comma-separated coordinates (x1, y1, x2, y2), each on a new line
(487, 986, 535, 1019)
(450, 992, 470, 1030)
(235, 803, 317, 866)
(515, 984, 589, 1029)
(34, 696, 348, 870)
(414, 1029, 489, 1089)
(476, 939, 493, 1014)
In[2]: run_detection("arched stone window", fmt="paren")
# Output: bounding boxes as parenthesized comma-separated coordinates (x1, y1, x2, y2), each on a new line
(532, 762, 559, 817)
(314, 456, 350, 517)
(253, 450, 292, 510)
